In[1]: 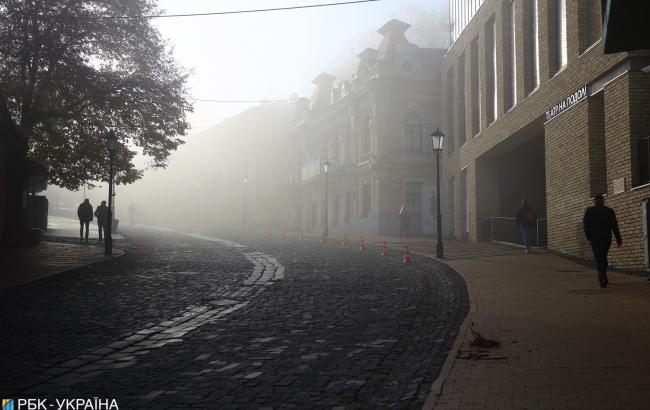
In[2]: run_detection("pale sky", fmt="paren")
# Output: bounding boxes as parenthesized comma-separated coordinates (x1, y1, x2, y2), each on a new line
(155, 0, 447, 134)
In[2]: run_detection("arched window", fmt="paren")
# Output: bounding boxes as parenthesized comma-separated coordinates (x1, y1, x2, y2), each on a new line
(403, 112, 423, 152)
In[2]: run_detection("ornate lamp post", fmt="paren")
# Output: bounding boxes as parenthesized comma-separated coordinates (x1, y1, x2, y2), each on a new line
(105, 130, 117, 256)
(431, 127, 445, 258)
(322, 160, 331, 238)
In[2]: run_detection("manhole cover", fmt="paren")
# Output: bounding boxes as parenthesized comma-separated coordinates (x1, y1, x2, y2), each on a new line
(570, 289, 611, 294)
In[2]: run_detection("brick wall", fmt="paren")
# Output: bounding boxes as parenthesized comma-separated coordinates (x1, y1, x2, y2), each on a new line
(440, 0, 650, 270)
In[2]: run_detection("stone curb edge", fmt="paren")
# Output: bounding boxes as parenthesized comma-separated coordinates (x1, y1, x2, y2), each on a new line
(402, 248, 478, 410)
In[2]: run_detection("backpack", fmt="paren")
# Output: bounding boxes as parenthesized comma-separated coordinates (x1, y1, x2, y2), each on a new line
(526, 209, 536, 223)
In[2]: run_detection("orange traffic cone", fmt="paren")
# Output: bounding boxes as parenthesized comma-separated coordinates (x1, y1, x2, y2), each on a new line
(403, 246, 413, 264)
(381, 241, 389, 257)
(359, 237, 366, 251)
(341, 233, 348, 247)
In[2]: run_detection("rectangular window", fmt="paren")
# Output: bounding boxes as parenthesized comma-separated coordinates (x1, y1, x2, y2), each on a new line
(457, 55, 467, 145)
(485, 18, 497, 124)
(579, 0, 602, 53)
(525, 0, 540, 94)
(557, 0, 567, 69)
(639, 137, 650, 186)
(361, 183, 371, 218)
(446, 68, 455, 155)
(332, 194, 340, 226)
(505, 0, 517, 109)
(404, 123, 423, 151)
(470, 37, 481, 136)
(344, 191, 351, 222)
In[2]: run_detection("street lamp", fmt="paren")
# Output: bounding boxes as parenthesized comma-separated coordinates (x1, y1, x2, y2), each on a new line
(105, 130, 117, 256)
(322, 160, 331, 238)
(242, 176, 248, 229)
(431, 127, 445, 258)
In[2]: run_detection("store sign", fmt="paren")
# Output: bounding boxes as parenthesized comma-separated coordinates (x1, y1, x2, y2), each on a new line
(545, 86, 588, 122)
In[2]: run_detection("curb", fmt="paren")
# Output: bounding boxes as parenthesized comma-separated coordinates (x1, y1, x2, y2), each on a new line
(403, 249, 479, 410)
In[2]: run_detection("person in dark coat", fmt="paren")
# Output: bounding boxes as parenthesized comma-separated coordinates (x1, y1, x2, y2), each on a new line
(583, 193, 622, 288)
(94, 200, 109, 241)
(515, 199, 536, 253)
(77, 199, 93, 242)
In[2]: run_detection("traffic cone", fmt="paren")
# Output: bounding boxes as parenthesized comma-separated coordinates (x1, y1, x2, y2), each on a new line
(359, 237, 366, 251)
(403, 246, 413, 264)
(381, 241, 389, 257)
(341, 233, 348, 247)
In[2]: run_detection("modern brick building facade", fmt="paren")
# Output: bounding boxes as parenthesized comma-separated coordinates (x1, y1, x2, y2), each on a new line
(442, 0, 650, 270)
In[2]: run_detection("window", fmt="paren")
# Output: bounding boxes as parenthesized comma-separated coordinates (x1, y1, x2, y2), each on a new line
(557, 0, 567, 70)
(639, 137, 650, 186)
(359, 118, 371, 157)
(332, 194, 340, 226)
(525, 0, 540, 94)
(344, 191, 351, 222)
(507, 0, 517, 108)
(485, 18, 498, 124)
(470, 37, 481, 136)
(457, 54, 467, 145)
(361, 182, 371, 218)
(579, 0, 602, 53)
(446, 68, 455, 155)
(403, 112, 423, 151)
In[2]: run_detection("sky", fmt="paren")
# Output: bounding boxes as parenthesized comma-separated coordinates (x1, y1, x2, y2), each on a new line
(154, 0, 447, 134)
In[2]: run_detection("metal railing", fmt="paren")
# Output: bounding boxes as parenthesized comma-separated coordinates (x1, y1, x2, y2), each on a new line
(485, 217, 548, 248)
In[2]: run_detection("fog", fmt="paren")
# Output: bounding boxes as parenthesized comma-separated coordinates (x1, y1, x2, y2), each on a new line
(45, 0, 448, 235)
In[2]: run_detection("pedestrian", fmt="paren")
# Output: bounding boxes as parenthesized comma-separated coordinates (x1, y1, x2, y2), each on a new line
(583, 193, 622, 288)
(128, 203, 138, 227)
(94, 200, 109, 242)
(399, 203, 411, 240)
(77, 198, 93, 243)
(515, 199, 536, 253)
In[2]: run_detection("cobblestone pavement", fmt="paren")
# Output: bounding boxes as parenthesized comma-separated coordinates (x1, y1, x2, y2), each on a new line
(0, 228, 468, 409)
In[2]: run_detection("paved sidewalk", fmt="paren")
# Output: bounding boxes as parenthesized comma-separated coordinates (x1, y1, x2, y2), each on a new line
(424, 251, 650, 410)
(0, 216, 124, 290)
(301, 232, 650, 409)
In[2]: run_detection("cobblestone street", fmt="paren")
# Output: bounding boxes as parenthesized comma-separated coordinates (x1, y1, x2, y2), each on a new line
(0, 228, 468, 409)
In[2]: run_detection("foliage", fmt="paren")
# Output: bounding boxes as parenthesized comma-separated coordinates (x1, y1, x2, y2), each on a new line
(0, 0, 192, 190)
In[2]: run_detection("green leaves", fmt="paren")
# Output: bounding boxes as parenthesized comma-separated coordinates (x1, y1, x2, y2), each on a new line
(0, 0, 192, 189)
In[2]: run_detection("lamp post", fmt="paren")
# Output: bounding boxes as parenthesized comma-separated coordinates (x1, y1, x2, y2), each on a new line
(322, 160, 331, 238)
(105, 130, 117, 256)
(431, 127, 445, 258)
(242, 176, 248, 229)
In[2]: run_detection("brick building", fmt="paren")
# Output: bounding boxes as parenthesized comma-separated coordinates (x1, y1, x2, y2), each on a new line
(287, 20, 445, 237)
(442, 0, 650, 270)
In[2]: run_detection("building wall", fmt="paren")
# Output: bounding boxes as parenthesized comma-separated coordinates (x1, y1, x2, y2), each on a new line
(441, 0, 650, 270)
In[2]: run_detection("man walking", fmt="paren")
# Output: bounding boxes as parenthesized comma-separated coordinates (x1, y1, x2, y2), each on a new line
(94, 200, 109, 241)
(516, 199, 536, 253)
(77, 199, 93, 242)
(583, 194, 622, 288)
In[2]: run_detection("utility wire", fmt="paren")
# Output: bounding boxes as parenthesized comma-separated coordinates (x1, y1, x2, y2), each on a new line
(190, 98, 298, 103)
(43, 0, 381, 20)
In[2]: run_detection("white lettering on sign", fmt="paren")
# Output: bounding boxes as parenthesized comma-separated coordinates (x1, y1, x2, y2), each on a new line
(545, 86, 588, 122)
